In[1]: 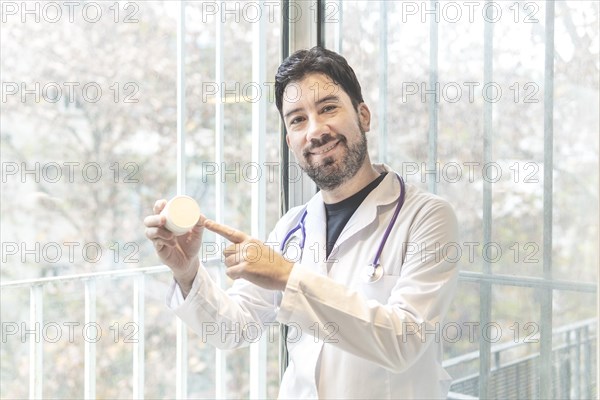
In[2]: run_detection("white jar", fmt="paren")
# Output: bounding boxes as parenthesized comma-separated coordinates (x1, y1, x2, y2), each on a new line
(160, 195, 201, 236)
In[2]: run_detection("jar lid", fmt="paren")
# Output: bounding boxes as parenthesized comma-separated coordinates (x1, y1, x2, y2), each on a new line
(162, 195, 200, 235)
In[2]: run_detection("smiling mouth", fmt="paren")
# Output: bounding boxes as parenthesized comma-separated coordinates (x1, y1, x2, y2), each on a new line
(310, 140, 339, 155)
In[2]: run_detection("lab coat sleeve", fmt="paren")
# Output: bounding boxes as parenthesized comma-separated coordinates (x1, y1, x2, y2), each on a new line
(277, 197, 459, 373)
(166, 243, 282, 350)
(165, 207, 306, 349)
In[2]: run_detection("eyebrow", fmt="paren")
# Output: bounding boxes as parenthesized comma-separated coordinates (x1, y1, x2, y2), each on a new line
(283, 94, 340, 119)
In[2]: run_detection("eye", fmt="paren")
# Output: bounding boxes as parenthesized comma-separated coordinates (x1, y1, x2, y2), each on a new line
(322, 105, 337, 113)
(289, 116, 305, 125)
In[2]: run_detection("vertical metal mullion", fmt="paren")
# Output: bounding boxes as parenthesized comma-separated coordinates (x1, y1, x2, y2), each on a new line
(177, 0, 187, 195)
(84, 279, 96, 399)
(516, 362, 522, 398)
(378, 0, 388, 164)
(479, 1, 494, 398)
(250, 3, 267, 398)
(175, 319, 187, 399)
(575, 329, 581, 399)
(251, 0, 267, 255)
(565, 331, 572, 397)
(214, 8, 227, 398)
(280, 0, 320, 383)
(249, 334, 267, 399)
(132, 274, 145, 399)
(316, 0, 325, 48)
(215, 3, 225, 224)
(29, 284, 43, 400)
(281, 0, 290, 60)
(583, 325, 591, 399)
(332, 0, 343, 53)
(427, 0, 439, 194)
(540, 1, 555, 398)
(214, 266, 227, 399)
(279, 1, 291, 380)
(176, 2, 188, 398)
(280, 0, 290, 216)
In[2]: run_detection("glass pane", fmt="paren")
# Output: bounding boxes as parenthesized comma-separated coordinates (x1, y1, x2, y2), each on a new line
(325, 1, 599, 398)
(1, 1, 178, 398)
(182, 2, 282, 398)
(2, 0, 284, 397)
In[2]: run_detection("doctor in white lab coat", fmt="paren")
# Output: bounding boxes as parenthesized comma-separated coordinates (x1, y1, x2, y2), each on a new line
(145, 47, 459, 399)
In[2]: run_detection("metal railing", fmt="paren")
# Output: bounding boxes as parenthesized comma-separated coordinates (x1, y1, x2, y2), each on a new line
(446, 318, 597, 399)
(1, 260, 269, 399)
(2, 265, 168, 399)
(2, 264, 596, 399)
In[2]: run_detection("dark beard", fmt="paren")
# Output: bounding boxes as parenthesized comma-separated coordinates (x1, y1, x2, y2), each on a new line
(302, 131, 368, 191)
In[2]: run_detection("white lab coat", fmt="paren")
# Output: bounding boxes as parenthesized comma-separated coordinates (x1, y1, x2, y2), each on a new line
(167, 163, 459, 399)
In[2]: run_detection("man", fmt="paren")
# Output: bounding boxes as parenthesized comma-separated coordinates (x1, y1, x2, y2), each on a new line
(144, 47, 458, 399)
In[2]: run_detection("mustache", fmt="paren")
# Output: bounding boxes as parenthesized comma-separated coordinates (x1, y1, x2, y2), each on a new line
(302, 134, 347, 157)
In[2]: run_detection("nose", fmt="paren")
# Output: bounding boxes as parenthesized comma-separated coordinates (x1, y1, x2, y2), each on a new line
(306, 114, 330, 143)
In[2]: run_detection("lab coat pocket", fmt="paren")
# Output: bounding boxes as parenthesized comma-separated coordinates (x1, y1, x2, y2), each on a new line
(359, 275, 399, 304)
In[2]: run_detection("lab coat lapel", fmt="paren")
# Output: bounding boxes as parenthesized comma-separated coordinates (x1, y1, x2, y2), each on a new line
(333, 165, 402, 250)
(302, 192, 328, 273)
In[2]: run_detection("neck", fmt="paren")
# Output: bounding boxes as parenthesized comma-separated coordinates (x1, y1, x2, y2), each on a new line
(321, 160, 380, 204)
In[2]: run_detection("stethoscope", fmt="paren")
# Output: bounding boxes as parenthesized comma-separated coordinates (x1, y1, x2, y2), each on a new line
(279, 174, 406, 284)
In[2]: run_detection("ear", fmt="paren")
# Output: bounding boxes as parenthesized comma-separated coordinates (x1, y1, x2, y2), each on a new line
(357, 103, 371, 132)
(285, 133, 291, 148)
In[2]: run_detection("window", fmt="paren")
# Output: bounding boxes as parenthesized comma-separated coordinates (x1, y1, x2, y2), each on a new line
(1, 1, 598, 399)
(323, 0, 599, 398)
(1, 1, 282, 397)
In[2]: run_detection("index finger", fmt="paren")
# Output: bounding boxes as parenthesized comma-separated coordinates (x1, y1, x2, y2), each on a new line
(203, 219, 249, 243)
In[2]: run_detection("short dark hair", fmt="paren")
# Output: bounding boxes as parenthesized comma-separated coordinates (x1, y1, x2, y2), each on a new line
(274, 46, 364, 117)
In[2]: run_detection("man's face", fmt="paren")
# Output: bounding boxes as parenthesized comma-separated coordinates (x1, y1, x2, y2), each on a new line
(282, 73, 371, 191)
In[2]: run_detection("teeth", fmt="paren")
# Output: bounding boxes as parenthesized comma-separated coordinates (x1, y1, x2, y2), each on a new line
(313, 141, 337, 155)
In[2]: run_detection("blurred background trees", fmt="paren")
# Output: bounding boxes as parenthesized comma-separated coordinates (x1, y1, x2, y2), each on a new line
(1, 1, 597, 398)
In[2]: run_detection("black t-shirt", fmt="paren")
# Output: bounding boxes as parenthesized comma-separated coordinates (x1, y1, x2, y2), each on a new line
(325, 172, 388, 258)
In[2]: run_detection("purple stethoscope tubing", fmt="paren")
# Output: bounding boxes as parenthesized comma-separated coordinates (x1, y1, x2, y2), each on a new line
(279, 209, 308, 252)
(372, 174, 406, 267)
(279, 174, 406, 270)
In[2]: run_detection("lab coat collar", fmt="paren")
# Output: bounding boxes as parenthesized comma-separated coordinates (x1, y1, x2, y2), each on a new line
(303, 163, 402, 262)
(334, 163, 402, 247)
(304, 163, 399, 210)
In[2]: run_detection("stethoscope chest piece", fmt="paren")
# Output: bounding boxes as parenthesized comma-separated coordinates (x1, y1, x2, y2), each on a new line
(363, 263, 383, 283)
